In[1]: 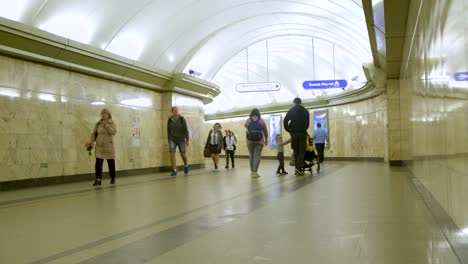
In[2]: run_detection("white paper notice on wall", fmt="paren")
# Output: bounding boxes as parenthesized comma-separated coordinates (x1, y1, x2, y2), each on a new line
(131, 122, 141, 147)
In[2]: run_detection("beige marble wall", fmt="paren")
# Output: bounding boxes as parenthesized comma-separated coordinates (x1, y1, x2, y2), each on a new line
(204, 94, 387, 159)
(0, 55, 205, 182)
(401, 0, 468, 231)
(386, 80, 403, 161)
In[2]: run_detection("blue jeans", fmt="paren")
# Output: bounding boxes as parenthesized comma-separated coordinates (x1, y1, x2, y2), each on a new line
(247, 143, 263, 172)
(169, 138, 186, 153)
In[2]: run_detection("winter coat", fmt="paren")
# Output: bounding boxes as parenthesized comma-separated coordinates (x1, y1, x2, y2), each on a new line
(90, 120, 117, 159)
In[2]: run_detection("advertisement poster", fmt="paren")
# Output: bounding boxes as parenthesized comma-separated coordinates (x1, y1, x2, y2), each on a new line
(313, 110, 329, 142)
(131, 122, 141, 147)
(269, 115, 282, 149)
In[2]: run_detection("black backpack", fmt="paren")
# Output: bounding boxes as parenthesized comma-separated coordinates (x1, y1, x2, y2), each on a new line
(246, 118, 263, 141)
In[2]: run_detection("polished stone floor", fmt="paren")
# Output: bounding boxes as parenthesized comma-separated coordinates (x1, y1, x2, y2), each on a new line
(0, 160, 462, 264)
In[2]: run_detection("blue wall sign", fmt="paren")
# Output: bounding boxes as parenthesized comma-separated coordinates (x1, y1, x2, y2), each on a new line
(303, 80, 348, 89)
(455, 72, 468, 81)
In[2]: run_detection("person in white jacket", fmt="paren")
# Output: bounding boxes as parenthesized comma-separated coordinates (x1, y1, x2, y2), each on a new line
(275, 134, 291, 175)
(223, 130, 237, 168)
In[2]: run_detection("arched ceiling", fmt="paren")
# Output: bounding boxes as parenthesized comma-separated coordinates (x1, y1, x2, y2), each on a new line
(0, 0, 373, 113)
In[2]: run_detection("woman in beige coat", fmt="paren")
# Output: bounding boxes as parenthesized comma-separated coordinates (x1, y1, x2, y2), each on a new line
(85, 108, 117, 186)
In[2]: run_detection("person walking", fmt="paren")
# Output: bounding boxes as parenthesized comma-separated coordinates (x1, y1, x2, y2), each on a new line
(275, 134, 291, 175)
(244, 108, 268, 178)
(167, 106, 190, 176)
(85, 108, 117, 186)
(313, 122, 327, 163)
(283, 97, 310, 176)
(224, 130, 237, 168)
(206, 123, 223, 169)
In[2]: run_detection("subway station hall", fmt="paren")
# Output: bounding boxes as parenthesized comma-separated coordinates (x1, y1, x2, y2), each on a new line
(0, 1, 468, 263)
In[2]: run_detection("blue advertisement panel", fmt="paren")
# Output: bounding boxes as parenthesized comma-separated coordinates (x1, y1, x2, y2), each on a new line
(313, 110, 329, 143)
(269, 115, 282, 149)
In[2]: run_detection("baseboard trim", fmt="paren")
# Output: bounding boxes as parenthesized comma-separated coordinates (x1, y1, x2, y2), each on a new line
(325, 157, 384, 162)
(389, 160, 404, 167)
(0, 164, 205, 191)
(221, 155, 384, 162)
(412, 153, 468, 160)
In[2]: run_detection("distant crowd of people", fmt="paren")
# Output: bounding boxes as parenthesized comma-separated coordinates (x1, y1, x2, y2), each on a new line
(85, 98, 327, 185)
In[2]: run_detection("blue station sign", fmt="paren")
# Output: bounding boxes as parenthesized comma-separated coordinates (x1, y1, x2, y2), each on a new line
(455, 72, 468, 81)
(302, 80, 348, 89)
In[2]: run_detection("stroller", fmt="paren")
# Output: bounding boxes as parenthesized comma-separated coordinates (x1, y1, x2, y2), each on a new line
(303, 134, 320, 174)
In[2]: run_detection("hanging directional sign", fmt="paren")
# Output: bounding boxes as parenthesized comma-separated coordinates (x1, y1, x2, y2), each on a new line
(235, 82, 281, 93)
(455, 72, 468, 81)
(302, 80, 348, 89)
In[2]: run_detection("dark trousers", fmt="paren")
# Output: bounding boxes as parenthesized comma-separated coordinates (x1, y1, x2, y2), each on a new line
(277, 152, 285, 172)
(291, 133, 306, 170)
(315, 143, 325, 162)
(225, 150, 235, 166)
(95, 158, 116, 180)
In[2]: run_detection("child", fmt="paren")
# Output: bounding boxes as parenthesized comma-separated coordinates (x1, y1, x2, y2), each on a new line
(224, 130, 237, 168)
(276, 134, 291, 175)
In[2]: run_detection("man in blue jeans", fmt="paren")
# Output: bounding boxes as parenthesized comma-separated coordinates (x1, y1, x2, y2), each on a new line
(284, 98, 310, 176)
(313, 123, 327, 163)
(167, 107, 190, 176)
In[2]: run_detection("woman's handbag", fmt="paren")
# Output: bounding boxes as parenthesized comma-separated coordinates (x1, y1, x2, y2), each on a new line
(203, 145, 211, 158)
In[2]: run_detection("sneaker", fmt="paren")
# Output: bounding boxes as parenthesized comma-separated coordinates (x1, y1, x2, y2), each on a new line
(251, 172, 260, 178)
(92, 179, 101, 186)
(232, 164, 234, 168)
(276, 170, 281, 175)
(170, 170, 177, 176)
(225, 165, 229, 169)
(295, 169, 304, 176)
(282, 171, 288, 175)
(110, 178, 115, 184)
(184, 165, 189, 175)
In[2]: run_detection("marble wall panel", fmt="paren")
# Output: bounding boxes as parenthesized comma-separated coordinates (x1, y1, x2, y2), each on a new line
(8, 58, 28, 90)
(0, 54, 205, 182)
(401, 0, 468, 233)
(0, 56, 9, 87)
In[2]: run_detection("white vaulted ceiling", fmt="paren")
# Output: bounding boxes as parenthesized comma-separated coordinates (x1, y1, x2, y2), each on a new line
(0, 0, 372, 114)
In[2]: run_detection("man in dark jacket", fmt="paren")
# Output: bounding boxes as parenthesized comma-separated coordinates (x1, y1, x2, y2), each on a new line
(167, 106, 190, 176)
(283, 97, 310, 176)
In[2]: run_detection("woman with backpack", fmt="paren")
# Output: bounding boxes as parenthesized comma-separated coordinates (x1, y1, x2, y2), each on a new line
(244, 108, 268, 178)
